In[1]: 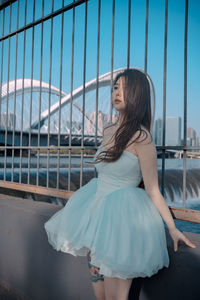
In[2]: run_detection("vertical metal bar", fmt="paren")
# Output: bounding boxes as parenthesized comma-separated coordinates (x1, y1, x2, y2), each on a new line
(37, 0, 44, 186)
(80, 151, 84, 187)
(127, 0, 131, 69)
(81, 1, 88, 149)
(19, 0, 27, 183)
(0, 8, 5, 160)
(57, 0, 64, 189)
(93, 0, 101, 179)
(161, 0, 168, 196)
(4, 4, 12, 181)
(183, 0, 188, 208)
(95, 0, 101, 147)
(46, 0, 54, 188)
(144, 0, 149, 73)
(110, 0, 115, 124)
(27, 0, 35, 185)
(80, 0, 88, 187)
(68, 0, 75, 191)
(11, 0, 19, 182)
(183, 150, 187, 207)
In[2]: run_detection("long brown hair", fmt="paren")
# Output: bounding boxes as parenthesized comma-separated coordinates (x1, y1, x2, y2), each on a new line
(92, 68, 153, 165)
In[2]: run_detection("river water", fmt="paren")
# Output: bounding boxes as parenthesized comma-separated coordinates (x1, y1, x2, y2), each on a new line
(0, 155, 199, 234)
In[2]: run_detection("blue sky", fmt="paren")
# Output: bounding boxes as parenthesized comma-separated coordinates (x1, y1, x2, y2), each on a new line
(0, 0, 200, 138)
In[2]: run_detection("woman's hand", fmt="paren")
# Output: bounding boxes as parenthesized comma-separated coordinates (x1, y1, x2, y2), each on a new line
(169, 227, 196, 252)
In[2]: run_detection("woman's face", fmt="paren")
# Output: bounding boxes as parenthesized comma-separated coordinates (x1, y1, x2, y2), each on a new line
(112, 76, 126, 112)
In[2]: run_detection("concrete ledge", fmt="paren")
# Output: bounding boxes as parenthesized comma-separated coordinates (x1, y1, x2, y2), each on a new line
(0, 280, 29, 300)
(0, 194, 200, 300)
(0, 194, 95, 300)
(134, 231, 200, 300)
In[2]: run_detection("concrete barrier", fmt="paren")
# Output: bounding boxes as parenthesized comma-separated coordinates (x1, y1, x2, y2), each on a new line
(0, 193, 199, 300)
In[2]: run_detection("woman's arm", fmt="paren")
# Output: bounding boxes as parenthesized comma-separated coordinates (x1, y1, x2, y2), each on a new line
(135, 136, 175, 230)
(134, 130, 196, 251)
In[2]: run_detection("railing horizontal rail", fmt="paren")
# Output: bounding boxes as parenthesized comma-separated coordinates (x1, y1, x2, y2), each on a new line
(0, 145, 200, 151)
(0, 180, 199, 224)
(0, 0, 17, 11)
(0, 0, 88, 42)
(0, 0, 199, 214)
(0, 180, 73, 200)
(168, 206, 200, 224)
(0, 146, 98, 150)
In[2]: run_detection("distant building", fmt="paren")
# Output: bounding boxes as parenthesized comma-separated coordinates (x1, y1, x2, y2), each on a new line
(154, 118, 163, 145)
(187, 127, 199, 146)
(166, 116, 182, 146)
(154, 116, 182, 146)
(196, 136, 199, 146)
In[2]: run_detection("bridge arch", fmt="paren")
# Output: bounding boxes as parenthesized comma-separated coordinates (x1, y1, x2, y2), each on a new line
(1, 68, 155, 135)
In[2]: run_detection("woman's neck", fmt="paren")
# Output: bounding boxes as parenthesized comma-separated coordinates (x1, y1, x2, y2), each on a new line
(116, 113, 124, 127)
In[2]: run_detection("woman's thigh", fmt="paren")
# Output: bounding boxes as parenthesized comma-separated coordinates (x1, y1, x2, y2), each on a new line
(104, 276, 133, 300)
(87, 251, 105, 299)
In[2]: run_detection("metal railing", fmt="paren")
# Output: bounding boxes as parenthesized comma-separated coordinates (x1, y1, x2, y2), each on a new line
(0, 0, 199, 223)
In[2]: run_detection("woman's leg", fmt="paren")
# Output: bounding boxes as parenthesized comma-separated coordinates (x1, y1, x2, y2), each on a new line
(104, 276, 133, 300)
(87, 251, 105, 300)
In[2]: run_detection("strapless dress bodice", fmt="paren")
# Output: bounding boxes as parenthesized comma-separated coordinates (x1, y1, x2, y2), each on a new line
(93, 144, 142, 196)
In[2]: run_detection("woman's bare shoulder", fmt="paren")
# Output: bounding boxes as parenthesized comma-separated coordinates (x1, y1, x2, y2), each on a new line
(137, 126, 153, 144)
(127, 126, 153, 148)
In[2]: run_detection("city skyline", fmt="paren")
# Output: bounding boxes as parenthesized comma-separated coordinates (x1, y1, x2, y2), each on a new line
(154, 115, 199, 146)
(0, 70, 199, 147)
(1, 107, 199, 147)
(0, 0, 200, 138)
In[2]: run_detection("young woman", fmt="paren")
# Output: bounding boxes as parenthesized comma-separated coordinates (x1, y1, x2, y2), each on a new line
(44, 68, 196, 300)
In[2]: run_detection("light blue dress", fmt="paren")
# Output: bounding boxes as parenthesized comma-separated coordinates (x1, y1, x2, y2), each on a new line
(44, 144, 169, 279)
